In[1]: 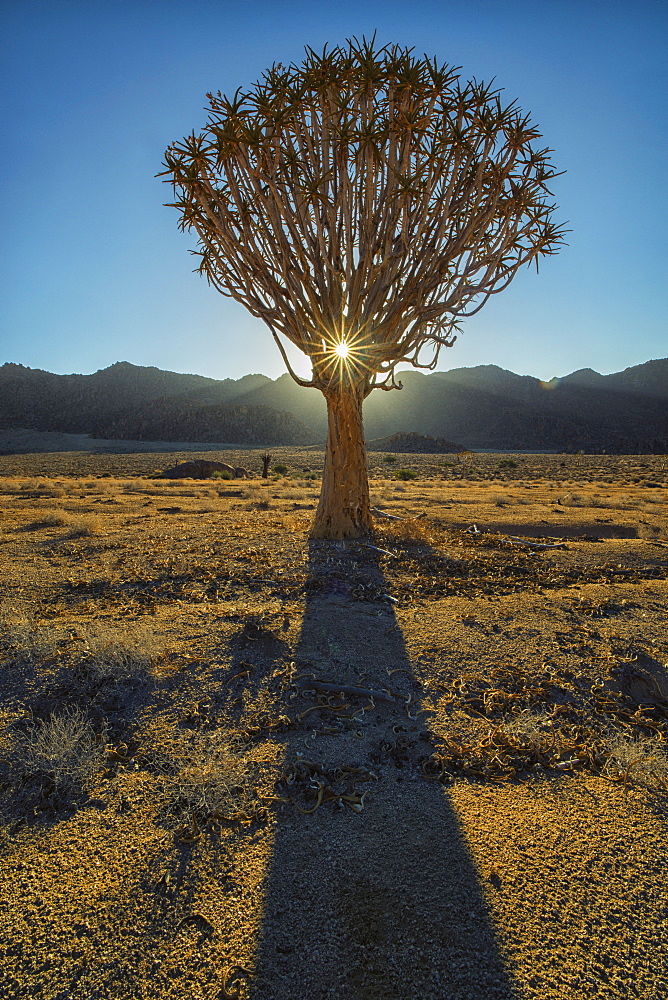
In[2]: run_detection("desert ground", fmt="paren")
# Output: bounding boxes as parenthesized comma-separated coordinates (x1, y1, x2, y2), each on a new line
(0, 448, 667, 1000)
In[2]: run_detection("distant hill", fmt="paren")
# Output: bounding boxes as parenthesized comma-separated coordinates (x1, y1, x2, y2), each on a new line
(0, 362, 311, 446)
(0, 358, 666, 453)
(367, 432, 466, 453)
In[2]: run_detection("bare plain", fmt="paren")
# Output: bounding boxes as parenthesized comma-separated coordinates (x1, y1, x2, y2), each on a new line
(0, 449, 667, 1000)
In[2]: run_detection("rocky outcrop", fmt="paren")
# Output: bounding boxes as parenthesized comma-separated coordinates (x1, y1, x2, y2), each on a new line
(162, 460, 238, 479)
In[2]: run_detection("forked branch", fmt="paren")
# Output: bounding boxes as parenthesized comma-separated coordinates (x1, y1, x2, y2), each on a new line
(161, 37, 566, 394)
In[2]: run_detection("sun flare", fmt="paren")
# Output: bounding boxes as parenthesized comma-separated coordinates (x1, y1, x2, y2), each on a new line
(319, 333, 370, 383)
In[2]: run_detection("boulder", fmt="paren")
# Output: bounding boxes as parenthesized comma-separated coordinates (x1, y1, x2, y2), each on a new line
(162, 460, 236, 480)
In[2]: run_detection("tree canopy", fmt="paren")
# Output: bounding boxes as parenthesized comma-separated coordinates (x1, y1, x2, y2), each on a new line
(162, 37, 565, 396)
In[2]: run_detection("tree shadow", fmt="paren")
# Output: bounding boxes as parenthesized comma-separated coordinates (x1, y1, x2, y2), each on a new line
(248, 539, 520, 1000)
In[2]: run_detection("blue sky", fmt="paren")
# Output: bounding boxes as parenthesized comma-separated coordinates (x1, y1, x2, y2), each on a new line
(1, 0, 666, 381)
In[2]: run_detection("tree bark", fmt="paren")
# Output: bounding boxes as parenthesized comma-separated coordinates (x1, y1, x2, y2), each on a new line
(311, 382, 373, 539)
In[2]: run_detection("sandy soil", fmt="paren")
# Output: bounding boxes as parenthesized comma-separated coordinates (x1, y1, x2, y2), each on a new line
(0, 452, 666, 999)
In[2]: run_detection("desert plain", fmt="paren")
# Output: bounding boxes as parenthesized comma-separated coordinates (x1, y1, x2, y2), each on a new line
(0, 448, 667, 1000)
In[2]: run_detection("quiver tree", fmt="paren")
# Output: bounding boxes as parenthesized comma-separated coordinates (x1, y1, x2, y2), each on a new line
(162, 37, 565, 539)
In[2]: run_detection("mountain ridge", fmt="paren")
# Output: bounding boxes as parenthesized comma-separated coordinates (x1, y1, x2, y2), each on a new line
(0, 358, 666, 453)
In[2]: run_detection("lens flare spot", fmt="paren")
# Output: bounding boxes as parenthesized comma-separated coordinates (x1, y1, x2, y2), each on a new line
(334, 342, 350, 359)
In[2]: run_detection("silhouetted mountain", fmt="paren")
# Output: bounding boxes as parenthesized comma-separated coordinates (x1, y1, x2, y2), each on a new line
(0, 362, 310, 445)
(0, 358, 665, 452)
(88, 399, 310, 445)
(553, 368, 608, 390)
(367, 432, 466, 453)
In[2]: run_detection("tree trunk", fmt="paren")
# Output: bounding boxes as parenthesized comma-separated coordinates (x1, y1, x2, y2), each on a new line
(311, 382, 372, 539)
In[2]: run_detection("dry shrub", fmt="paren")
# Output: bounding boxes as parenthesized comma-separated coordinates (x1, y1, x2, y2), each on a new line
(558, 492, 588, 507)
(488, 494, 512, 507)
(380, 517, 433, 546)
(20, 511, 102, 537)
(92, 477, 115, 491)
(602, 734, 668, 789)
(640, 494, 665, 506)
(370, 490, 392, 506)
(78, 625, 161, 684)
(505, 711, 556, 753)
(279, 488, 310, 501)
(19, 478, 45, 492)
(61, 515, 102, 538)
(158, 733, 260, 833)
(12, 706, 106, 800)
(0, 606, 61, 664)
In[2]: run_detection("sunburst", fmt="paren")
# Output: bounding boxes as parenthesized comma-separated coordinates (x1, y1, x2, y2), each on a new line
(321, 333, 369, 384)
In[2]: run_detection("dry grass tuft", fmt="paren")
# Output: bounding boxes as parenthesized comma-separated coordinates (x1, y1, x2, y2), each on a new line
(505, 710, 556, 752)
(11, 706, 106, 801)
(78, 625, 161, 684)
(0, 606, 61, 664)
(19, 512, 69, 531)
(158, 734, 262, 835)
(602, 733, 668, 788)
(378, 517, 433, 546)
(61, 515, 103, 538)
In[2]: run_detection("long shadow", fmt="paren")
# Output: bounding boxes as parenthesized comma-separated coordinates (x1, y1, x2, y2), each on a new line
(248, 539, 521, 1000)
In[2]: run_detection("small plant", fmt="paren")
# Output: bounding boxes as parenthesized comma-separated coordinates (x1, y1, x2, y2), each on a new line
(158, 734, 260, 834)
(211, 469, 233, 480)
(498, 458, 518, 469)
(383, 454, 397, 464)
(78, 626, 159, 685)
(273, 464, 289, 475)
(396, 469, 417, 481)
(380, 517, 431, 545)
(603, 734, 668, 789)
(19, 478, 44, 492)
(0, 608, 61, 664)
(63, 516, 101, 538)
(21, 511, 101, 537)
(17, 706, 106, 800)
(505, 711, 555, 753)
(558, 492, 587, 507)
